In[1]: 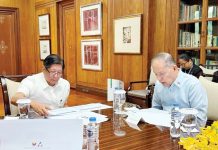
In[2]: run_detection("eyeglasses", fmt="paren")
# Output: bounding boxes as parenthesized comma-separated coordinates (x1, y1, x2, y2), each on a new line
(155, 67, 171, 79)
(180, 61, 188, 67)
(46, 68, 62, 77)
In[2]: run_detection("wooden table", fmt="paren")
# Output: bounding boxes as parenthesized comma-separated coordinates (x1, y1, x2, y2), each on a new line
(99, 109, 180, 150)
(0, 106, 181, 150)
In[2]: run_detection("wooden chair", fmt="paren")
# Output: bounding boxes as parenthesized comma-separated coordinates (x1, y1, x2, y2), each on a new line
(0, 75, 28, 116)
(126, 68, 156, 108)
(199, 76, 218, 124)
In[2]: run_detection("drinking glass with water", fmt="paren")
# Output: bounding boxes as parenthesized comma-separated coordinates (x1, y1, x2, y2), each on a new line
(180, 108, 198, 137)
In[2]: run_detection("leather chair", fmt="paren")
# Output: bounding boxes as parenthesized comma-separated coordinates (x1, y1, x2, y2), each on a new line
(126, 68, 156, 108)
(0, 75, 28, 116)
(199, 76, 218, 123)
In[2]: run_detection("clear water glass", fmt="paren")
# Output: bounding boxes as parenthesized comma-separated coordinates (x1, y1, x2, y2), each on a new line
(113, 112, 126, 136)
(16, 99, 31, 119)
(113, 90, 126, 114)
(180, 108, 198, 137)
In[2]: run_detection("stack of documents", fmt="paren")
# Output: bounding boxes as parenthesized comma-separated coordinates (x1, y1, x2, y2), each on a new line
(47, 103, 111, 125)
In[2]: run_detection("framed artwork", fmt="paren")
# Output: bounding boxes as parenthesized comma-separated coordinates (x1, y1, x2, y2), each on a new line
(39, 39, 51, 60)
(38, 14, 50, 36)
(80, 2, 102, 36)
(114, 14, 142, 54)
(81, 39, 102, 70)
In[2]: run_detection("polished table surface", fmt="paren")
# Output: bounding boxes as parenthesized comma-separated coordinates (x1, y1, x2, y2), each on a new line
(98, 108, 180, 150)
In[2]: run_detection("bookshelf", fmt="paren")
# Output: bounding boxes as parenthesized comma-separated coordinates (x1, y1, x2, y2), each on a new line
(176, 0, 218, 66)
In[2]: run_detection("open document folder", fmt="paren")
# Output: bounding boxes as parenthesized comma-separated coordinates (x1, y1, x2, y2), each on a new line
(0, 119, 83, 150)
(125, 108, 171, 128)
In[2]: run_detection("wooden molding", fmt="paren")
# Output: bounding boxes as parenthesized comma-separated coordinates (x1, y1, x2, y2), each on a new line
(75, 84, 107, 97)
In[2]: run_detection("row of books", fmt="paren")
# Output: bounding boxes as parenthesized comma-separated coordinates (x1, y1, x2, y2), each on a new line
(207, 21, 218, 47)
(179, 2, 201, 21)
(207, 35, 218, 47)
(208, 6, 218, 18)
(178, 30, 200, 47)
(182, 57, 218, 66)
(206, 60, 218, 66)
(179, 33, 218, 47)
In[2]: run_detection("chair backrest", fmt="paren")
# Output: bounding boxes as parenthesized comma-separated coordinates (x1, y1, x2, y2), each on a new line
(199, 65, 218, 81)
(148, 67, 157, 85)
(0, 75, 29, 116)
(199, 76, 218, 121)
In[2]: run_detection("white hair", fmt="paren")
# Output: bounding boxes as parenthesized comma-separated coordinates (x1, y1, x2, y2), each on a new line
(151, 52, 176, 67)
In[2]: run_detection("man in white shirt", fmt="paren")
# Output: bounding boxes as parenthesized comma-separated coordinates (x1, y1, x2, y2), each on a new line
(11, 54, 70, 116)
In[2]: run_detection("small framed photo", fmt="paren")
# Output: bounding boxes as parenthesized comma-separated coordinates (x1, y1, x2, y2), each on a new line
(81, 39, 102, 70)
(80, 2, 102, 36)
(114, 14, 142, 54)
(39, 39, 51, 60)
(38, 14, 50, 36)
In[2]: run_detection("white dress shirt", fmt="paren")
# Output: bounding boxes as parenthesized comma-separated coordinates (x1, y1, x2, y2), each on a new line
(17, 73, 70, 108)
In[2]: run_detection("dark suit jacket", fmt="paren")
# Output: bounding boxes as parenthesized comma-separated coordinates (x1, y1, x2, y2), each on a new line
(181, 64, 203, 78)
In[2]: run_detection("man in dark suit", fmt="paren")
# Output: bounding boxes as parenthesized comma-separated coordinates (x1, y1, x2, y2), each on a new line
(178, 53, 203, 78)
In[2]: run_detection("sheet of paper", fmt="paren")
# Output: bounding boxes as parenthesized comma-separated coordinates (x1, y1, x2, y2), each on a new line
(48, 103, 112, 116)
(125, 108, 141, 125)
(125, 120, 142, 131)
(140, 108, 171, 127)
(48, 111, 109, 125)
(73, 103, 112, 111)
(4, 116, 19, 120)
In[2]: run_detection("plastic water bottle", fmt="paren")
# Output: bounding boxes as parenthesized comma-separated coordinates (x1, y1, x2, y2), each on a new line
(170, 104, 181, 138)
(82, 125, 87, 150)
(87, 117, 99, 150)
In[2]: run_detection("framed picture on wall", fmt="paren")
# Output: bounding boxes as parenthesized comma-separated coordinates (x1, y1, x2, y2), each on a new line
(38, 14, 50, 36)
(39, 39, 51, 60)
(80, 2, 102, 36)
(81, 39, 102, 70)
(114, 14, 142, 54)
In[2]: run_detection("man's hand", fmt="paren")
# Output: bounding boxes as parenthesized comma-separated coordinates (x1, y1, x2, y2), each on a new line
(30, 100, 51, 116)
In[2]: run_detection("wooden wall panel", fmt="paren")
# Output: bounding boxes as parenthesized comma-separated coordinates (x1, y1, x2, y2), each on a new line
(76, 0, 108, 90)
(109, 0, 148, 89)
(35, 1, 58, 72)
(148, 0, 167, 58)
(0, 0, 178, 93)
(0, 0, 36, 74)
(164, 0, 177, 58)
(147, 0, 178, 70)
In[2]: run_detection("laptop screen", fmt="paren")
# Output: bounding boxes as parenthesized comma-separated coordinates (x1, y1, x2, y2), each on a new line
(0, 119, 83, 150)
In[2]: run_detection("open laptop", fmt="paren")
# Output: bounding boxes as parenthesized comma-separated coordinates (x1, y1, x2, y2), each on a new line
(0, 119, 83, 150)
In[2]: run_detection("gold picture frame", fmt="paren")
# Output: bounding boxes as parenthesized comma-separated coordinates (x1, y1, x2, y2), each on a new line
(80, 2, 102, 36)
(81, 39, 102, 70)
(114, 14, 142, 54)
